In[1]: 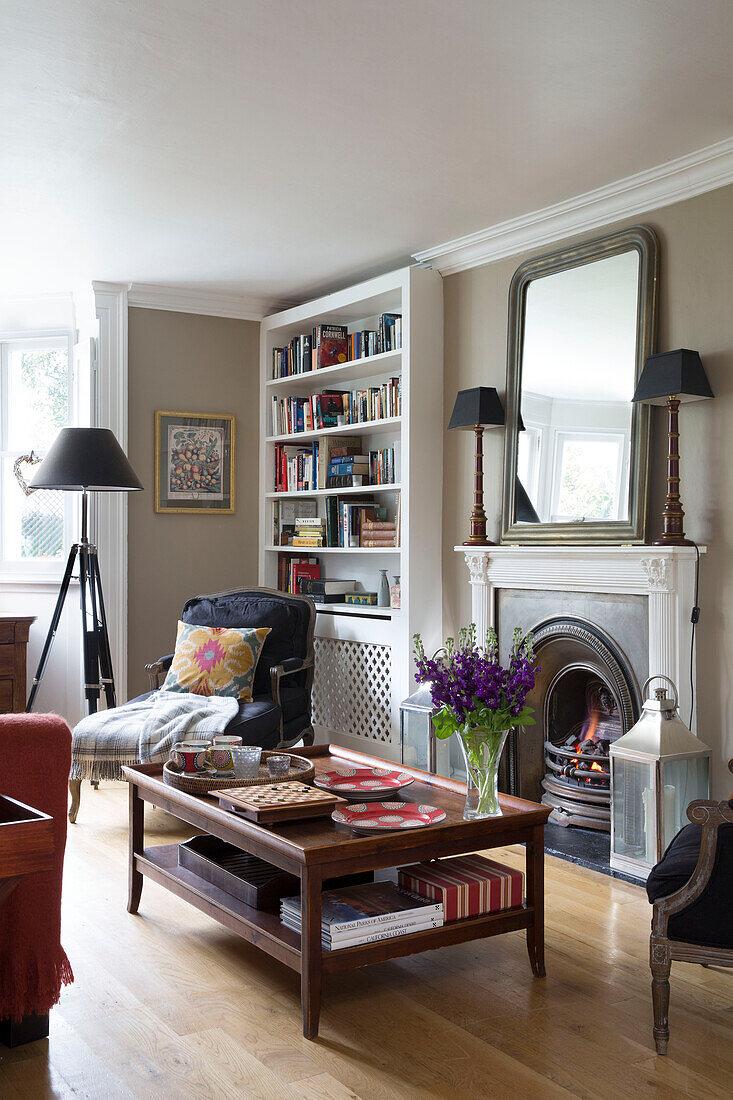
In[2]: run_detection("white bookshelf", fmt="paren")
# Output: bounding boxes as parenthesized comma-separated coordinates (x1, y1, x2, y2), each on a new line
(259, 266, 443, 761)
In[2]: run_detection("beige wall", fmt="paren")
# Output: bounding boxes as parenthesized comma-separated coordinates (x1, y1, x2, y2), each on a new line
(443, 184, 733, 796)
(127, 308, 260, 698)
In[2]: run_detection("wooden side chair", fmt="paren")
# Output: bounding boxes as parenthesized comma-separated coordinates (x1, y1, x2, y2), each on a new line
(647, 758, 733, 1054)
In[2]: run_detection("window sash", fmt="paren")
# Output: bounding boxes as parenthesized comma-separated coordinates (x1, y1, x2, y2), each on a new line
(0, 332, 76, 571)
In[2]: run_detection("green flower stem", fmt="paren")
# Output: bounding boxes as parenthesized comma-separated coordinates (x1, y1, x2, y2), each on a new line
(460, 725, 509, 816)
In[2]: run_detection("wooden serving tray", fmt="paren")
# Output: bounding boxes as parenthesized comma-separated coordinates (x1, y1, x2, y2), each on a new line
(213, 781, 347, 824)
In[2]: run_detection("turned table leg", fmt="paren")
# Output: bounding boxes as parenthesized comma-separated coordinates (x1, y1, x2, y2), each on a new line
(300, 865, 323, 1039)
(526, 823, 546, 977)
(651, 944, 671, 1054)
(128, 781, 144, 914)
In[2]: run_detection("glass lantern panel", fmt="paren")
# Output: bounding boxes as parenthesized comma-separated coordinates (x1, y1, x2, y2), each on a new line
(612, 756, 656, 864)
(400, 709, 431, 770)
(661, 757, 710, 850)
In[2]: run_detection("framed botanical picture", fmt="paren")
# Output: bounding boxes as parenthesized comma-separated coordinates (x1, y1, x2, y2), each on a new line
(154, 411, 235, 514)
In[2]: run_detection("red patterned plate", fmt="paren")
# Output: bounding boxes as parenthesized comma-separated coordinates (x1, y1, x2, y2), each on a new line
(314, 766, 414, 801)
(331, 801, 446, 832)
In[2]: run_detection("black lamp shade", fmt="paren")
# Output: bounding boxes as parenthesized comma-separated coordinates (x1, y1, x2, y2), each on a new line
(30, 428, 143, 492)
(631, 349, 714, 406)
(448, 387, 505, 429)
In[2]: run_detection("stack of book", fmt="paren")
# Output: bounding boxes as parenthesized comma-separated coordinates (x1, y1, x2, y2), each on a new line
(273, 500, 317, 545)
(271, 315, 403, 379)
(326, 452, 369, 488)
(369, 447, 396, 485)
(279, 881, 443, 950)
(292, 517, 325, 547)
(360, 518, 398, 548)
(296, 578, 356, 604)
(277, 556, 319, 594)
(274, 442, 319, 492)
(270, 380, 400, 437)
(398, 854, 524, 922)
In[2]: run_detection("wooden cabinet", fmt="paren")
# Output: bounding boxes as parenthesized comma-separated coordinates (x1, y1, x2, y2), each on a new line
(0, 617, 35, 713)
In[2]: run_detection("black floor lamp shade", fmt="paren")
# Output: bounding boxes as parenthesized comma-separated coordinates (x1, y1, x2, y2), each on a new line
(30, 428, 143, 491)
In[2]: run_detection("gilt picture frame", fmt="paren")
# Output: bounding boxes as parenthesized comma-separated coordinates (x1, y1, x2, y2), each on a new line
(154, 411, 235, 514)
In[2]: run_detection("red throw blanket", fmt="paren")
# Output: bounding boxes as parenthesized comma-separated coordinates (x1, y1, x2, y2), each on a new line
(0, 713, 73, 1020)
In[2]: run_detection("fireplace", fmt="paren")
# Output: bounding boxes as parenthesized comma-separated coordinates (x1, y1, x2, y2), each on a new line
(542, 670, 620, 830)
(458, 544, 703, 863)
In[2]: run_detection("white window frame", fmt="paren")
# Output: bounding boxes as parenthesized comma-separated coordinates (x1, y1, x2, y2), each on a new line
(0, 330, 76, 578)
(550, 429, 628, 522)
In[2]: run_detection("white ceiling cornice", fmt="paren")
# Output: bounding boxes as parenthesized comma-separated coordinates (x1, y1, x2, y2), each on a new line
(126, 283, 296, 321)
(413, 135, 733, 276)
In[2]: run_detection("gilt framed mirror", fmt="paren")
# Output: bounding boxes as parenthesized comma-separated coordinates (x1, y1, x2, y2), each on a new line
(502, 225, 659, 544)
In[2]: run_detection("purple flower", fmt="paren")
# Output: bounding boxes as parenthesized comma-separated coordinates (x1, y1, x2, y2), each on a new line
(413, 625, 539, 729)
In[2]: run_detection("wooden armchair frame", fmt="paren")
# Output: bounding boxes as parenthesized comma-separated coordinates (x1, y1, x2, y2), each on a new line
(650, 758, 733, 1054)
(144, 586, 317, 750)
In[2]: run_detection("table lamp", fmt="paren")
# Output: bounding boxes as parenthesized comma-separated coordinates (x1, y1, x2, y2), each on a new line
(26, 427, 143, 714)
(631, 350, 713, 545)
(448, 387, 505, 545)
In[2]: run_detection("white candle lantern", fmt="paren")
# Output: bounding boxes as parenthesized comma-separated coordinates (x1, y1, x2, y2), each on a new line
(610, 675, 711, 878)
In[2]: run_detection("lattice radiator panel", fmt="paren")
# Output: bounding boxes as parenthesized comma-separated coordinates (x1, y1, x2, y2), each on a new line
(312, 638, 392, 743)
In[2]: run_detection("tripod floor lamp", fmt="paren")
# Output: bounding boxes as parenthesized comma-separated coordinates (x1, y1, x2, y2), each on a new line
(26, 427, 143, 715)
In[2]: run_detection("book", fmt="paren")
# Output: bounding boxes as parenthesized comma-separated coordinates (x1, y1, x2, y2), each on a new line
(323, 914, 443, 947)
(292, 536, 323, 547)
(344, 592, 377, 605)
(360, 539, 397, 548)
(313, 324, 348, 368)
(361, 520, 396, 531)
(306, 593, 346, 604)
(398, 855, 524, 922)
(280, 881, 443, 937)
(297, 579, 357, 595)
(326, 474, 366, 488)
(279, 912, 444, 949)
(317, 436, 363, 489)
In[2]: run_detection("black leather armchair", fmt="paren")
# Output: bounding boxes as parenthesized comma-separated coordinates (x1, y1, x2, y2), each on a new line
(143, 586, 316, 750)
(646, 758, 733, 1054)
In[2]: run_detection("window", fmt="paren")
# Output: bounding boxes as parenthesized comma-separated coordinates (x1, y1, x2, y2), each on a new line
(0, 335, 76, 570)
(551, 432, 627, 521)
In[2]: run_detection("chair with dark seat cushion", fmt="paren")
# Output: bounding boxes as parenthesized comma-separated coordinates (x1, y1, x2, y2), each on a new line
(647, 762, 733, 1055)
(68, 587, 317, 823)
(144, 587, 316, 751)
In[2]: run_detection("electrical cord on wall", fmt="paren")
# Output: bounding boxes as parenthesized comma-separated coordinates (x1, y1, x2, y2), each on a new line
(689, 541, 701, 728)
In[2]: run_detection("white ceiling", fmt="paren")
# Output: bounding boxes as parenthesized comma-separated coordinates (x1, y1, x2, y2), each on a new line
(2, 1, 733, 307)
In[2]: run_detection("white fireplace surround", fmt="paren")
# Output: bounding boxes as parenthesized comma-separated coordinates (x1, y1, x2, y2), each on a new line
(456, 545, 704, 729)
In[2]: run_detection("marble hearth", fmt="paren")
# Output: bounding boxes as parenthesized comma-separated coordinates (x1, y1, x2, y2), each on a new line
(456, 545, 704, 810)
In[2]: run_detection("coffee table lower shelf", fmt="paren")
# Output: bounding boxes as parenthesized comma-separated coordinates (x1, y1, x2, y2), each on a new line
(137, 843, 534, 976)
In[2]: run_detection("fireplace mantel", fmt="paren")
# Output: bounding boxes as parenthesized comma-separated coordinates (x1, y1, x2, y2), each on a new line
(455, 544, 705, 728)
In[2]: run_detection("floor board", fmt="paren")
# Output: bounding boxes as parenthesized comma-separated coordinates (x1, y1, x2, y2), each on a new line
(2, 783, 731, 1099)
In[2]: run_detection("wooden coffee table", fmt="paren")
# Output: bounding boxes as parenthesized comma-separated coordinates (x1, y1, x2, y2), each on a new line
(124, 745, 550, 1039)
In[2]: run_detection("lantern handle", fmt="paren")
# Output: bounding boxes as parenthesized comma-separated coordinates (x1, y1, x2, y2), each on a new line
(642, 674, 678, 708)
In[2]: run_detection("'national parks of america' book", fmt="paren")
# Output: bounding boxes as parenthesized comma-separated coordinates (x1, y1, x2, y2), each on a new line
(280, 881, 443, 941)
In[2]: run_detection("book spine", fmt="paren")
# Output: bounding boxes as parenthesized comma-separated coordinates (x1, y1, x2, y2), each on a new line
(326, 915, 444, 948)
(281, 900, 443, 937)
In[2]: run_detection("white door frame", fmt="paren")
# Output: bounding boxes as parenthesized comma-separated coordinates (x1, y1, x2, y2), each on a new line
(92, 282, 129, 703)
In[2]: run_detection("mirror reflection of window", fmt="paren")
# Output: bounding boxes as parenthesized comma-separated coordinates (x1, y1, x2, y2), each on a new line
(518, 249, 639, 524)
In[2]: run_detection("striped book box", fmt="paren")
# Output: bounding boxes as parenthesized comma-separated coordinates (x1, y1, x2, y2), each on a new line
(398, 854, 524, 922)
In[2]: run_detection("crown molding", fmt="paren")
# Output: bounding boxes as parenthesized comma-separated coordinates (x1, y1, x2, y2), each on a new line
(126, 283, 290, 321)
(413, 136, 733, 276)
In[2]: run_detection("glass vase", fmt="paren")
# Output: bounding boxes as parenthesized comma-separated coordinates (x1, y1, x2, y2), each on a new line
(458, 727, 510, 819)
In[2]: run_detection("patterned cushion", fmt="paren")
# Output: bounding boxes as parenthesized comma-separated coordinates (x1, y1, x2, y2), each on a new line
(163, 621, 270, 701)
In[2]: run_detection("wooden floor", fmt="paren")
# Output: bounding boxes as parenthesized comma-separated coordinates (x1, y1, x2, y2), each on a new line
(1, 785, 731, 1099)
